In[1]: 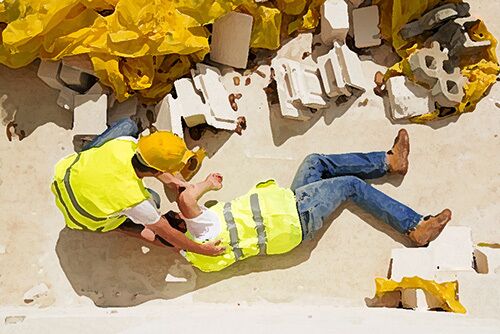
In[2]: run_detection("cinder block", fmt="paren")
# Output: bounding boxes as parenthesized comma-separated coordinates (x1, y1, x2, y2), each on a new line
(191, 64, 239, 122)
(108, 95, 138, 125)
(352, 5, 381, 48)
(386, 76, 433, 120)
(317, 48, 350, 98)
(62, 54, 95, 75)
(56, 87, 77, 111)
(474, 247, 500, 274)
(320, 0, 349, 45)
(401, 288, 444, 311)
(277, 33, 313, 62)
(431, 67, 466, 107)
(73, 94, 108, 134)
(428, 226, 474, 272)
(390, 248, 435, 281)
(408, 41, 448, 87)
(59, 63, 97, 93)
(271, 58, 314, 120)
(37, 60, 65, 90)
(335, 43, 367, 92)
(399, 3, 470, 40)
(210, 12, 253, 69)
(289, 59, 327, 109)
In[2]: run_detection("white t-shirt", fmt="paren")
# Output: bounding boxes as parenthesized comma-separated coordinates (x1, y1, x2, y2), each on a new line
(122, 198, 161, 225)
(183, 206, 221, 241)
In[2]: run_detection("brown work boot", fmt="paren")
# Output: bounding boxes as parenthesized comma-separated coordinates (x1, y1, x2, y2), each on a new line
(408, 209, 452, 246)
(387, 129, 409, 175)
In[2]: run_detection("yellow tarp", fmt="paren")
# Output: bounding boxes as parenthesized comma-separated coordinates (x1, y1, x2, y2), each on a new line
(0, 0, 325, 102)
(375, 277, 467, 313)
(374, 0, 499, 122)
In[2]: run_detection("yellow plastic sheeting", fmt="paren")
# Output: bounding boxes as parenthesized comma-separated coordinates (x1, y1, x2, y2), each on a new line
(375, 0, 499, 123)
(0, 0, 325, 102)
(375, 277, 466, 314)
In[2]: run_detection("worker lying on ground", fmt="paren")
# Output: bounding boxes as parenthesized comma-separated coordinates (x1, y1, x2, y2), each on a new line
(51, 118, 225, 256)
(137, 129, 452, 272)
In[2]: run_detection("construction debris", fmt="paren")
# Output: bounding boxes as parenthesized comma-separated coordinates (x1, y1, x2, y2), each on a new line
(23, 283, 49, 304)
(141, 246, 150, 254)
(352, 6, 382, 48)
(72, 94, 108, 135)
(399, 3, 470, 40)
(210, 12, 254, 69)
(317, 49, 351, 98)
(386, 76, 433, 120)
(320, 0, 350, 45)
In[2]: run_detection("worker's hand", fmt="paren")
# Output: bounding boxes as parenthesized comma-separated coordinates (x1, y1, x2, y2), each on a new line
(198, 239, 226, 256)
(205, 173, 223, 191)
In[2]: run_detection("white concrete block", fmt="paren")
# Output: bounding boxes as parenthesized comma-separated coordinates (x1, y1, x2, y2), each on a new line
(210, 12, 253, 69)
(428, 226, 474, 272)
(390, 248, 435, 281)
(108, 95, 138, 124)
(321, 0, 349, 45)
(73, 94, 108, 134)
(288, 59, 327, 109)
(352, 5, 381, 48)
(59, 64, 84, 86)
(474, 247, 500, 274)
(317, 49, 351, 98)
(271, 58, 313, 120)
(191, 64, 238, 123)
(335, 43, 367, 91)
(401, 288, 443, 311)
(277, 33, 313, 62)
(386, 76, 433, 120)
(37, 60, 64, 90)
(154, 94, 184, 137)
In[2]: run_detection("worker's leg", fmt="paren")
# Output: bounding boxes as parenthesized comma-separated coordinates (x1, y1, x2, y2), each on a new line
(291, 152, 388, 191)
(82, 117, 139, 151)
(295, 176, 422, 240)
(291, 129, 409, 191)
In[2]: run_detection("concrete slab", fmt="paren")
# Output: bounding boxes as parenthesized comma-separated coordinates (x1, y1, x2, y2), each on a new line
(72, 94, 108, 134)
(352, 6, 382, 48)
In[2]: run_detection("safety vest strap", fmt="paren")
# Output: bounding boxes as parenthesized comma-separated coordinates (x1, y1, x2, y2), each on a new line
(223, 202, 243, 260)
(52, 180, 88, 230)
(250, 193, 267, 255)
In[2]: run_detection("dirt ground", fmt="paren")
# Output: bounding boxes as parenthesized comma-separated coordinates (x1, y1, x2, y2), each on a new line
(0, 0, 499, 331)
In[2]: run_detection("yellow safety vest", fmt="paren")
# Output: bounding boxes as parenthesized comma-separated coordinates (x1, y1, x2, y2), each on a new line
(184, 180, 303, 272)
(51, 138, 150, 232)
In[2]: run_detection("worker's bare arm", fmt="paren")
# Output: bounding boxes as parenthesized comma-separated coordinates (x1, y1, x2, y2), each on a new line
(147, 216, 224, 256)
(178, 173, 223, 219)
(155, 172, 189, 193)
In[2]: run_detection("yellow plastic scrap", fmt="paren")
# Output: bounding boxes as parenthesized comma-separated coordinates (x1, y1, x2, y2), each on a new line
(374, 0, 499, 123)
(0, 0, 327, 102)
(375, 277, 466, 314)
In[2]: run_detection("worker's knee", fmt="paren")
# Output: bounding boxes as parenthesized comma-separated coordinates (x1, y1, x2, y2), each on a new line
(335, 175, 364, 195)
(301, 153, 323, 168)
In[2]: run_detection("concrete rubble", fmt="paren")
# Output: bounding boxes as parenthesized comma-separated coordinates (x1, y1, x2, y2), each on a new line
(23, 283, 49, 303)
(321, 0, 350, 45)
(385, 226, 499, 311)
(386, 76, 433, 120)
(72, 94, 108, 135)
(352, 5, 382, 48)
(210, 12, 254, 69)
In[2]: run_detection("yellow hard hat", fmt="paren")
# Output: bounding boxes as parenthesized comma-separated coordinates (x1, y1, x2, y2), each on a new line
(136, 131, 194, 173)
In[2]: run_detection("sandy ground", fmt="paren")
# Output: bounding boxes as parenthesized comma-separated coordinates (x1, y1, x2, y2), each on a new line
(0, 0, 499, 331)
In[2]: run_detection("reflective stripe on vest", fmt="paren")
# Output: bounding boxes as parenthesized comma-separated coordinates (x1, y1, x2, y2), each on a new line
(223, 193, 268, 260)
(223, 202, 243, 260)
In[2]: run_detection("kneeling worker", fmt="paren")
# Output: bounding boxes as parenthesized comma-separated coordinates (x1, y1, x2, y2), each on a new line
(51, 118, 225, 256)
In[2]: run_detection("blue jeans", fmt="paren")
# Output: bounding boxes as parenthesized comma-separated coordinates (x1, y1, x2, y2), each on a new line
(81, 118, 161, 209)
(292, 153, 423, 240)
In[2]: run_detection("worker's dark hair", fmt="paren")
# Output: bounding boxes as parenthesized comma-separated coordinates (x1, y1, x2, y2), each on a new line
(131, 154, 160, 174)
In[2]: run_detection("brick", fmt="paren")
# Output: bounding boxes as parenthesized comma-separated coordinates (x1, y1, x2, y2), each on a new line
(335, 43, 367, 92)
(317, 48, 350, 98)
(288, 59, 327, 109)
(210, 12, 253, 69)
(352, 5, 381, 48)
(320, 0, 349, 45)
(73, 94, 108, 134)
(37, 60, 65, 90)
(386, 76, 432, 120)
